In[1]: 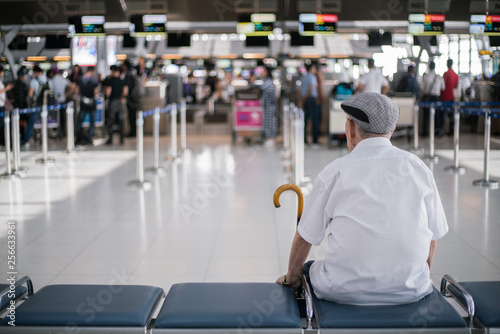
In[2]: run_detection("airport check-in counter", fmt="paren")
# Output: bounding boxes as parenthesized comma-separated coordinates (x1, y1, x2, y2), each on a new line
(139, 80, 168, 135)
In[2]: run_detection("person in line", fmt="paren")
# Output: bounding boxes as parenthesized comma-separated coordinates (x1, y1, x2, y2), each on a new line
(47, 67, 70, 139)
(136, 56, 151, 78)
(420, 61, 445, 137)
(104, 65, 128, 145)
(355, 58, 390, 95)
(10, 67, 29, 140)
(396, 65, 419, 98)
(299, 63, 320, 146)
(0, 66, 14, 146)
(261, 66, 278, 147)
(23, 66, 54, 147)
(277, 92, 448, 306)
(122, 60, 139, 138)
(76, 66, 99, 145)
(69, 64, 82, 86)
(439, 59, 459, 136)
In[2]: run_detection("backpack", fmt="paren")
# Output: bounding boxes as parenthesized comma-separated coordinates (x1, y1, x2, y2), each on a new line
(35, 78, 56, 106)
(396, 74, 409, 93)
(79, 78, 97, 110)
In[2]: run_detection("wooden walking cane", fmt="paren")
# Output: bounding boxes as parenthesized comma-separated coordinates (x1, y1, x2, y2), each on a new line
(273, 184, 304, 224)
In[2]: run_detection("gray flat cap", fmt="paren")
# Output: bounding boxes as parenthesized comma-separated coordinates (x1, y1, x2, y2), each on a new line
(341, 93, 400, 134)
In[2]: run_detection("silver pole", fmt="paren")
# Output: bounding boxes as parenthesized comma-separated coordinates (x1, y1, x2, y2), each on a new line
(294, 108, 301, 186)
(65, 102, 75, 153)
(13, 109, 27, 176)
(298, 108, 305, 183)
(180, 99, 187, 152)
(128, 111, 152, 190)
(408, 99, 424, 156)
(424, 103, 439, 162)
(36, 91, 55, 165)
(145, 107, 165, 175)
(168, 103, 179, 161)
(283, 99, 290, 151)
(445, 107, 466, 174)
(1, 111, 19, 180)
(11, 109, 19, 171)
(473, 110, 499, 188)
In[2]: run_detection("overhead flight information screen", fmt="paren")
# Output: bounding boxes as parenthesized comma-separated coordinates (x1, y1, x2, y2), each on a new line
(408, 14, 445, 35)
(470, 15, 500, 35)
(299, 14, 338, 35)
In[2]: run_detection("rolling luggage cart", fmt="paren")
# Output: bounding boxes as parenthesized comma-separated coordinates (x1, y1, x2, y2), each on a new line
(232, 87, 263, 144)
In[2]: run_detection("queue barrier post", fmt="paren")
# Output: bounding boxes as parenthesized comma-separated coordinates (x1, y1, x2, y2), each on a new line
(423, 103, 439, 162)
(36, 91, 55, 166)
(293, 107, 301, 186)
(408, 99, 424, 156)
(11, 108, 27, 177)
(283, 99, 291, 156)
(445, 106, 466, 174)
(1, 111, 20, 180)
(128, 111, 152, 190)
(167, 103, 179, 162)
(65, 102, 76, 154)
(180, 99, 188, 153)
(473, 110, 499, 189)
(145, 107, 166, 176)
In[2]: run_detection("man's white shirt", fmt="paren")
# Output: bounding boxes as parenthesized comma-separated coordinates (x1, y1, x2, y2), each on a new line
(298, 137, 448, 305)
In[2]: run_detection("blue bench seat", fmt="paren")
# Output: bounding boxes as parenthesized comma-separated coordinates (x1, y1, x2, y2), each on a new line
(153, 282, 302, 333)
(448, 280, 500, 331)
(0, 284, 164, 334)
(313, 287, 469, 333)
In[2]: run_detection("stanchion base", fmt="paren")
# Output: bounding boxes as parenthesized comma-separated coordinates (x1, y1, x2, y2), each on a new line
(166, 155, 181, 162)
(423, 155, 440, 163)
(13, 169, 28, 178)
(180, 148, 190, 155)
(36, 157, 55, 166)
(472, 179, 499, 189)
(445, 166, 466, 174)
(145, 167, 166, 176)
(0, 173, 20, 180)
(128, 180, 152, 190)
(408, 147, 425, 156)
(282, 150, 292, 160)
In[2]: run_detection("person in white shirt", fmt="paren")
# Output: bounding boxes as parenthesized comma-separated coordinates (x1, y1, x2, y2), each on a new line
(277, 92, 448, 306)
(48, 67, 71, 139)
(0, 66, 14, 146)
(355, 59, 390, 95)
(420, 61, 445, 137)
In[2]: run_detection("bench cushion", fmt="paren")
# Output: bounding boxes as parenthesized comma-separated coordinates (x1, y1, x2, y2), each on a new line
(314, 287, 467, 328)
(460, 281, 500, 328)
(0, 284, 28, 310)
(0, 285, 163, 327)
(155, 283, 301, 328)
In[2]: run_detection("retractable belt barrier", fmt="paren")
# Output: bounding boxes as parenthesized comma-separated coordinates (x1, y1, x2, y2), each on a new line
(128, 102, 185, 190)
(415, 101, 499, 189)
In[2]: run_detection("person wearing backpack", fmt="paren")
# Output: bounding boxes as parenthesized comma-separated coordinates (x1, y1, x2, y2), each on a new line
(104, 65, 128, 145)
(23, 66, 54, 147)
(76, 66, 99, 145)
(122, 60, 144, 138)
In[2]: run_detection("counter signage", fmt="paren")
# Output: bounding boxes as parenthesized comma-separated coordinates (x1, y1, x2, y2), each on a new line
(299, 14, 338, 35)
(80, 16, 105, 35)
(237, 13, 275, 36)
(470, 15, 500, 35)
(408, 14, 445, 35)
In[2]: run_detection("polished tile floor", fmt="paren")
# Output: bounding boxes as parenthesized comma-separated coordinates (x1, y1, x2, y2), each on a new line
(0, 132, 499, 293)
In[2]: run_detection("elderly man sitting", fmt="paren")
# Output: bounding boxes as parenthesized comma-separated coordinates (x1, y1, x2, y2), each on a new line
(277, 92, 448, 306)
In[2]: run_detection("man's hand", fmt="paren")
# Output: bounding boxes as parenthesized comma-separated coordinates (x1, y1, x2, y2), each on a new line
(275, 274, 301, 289)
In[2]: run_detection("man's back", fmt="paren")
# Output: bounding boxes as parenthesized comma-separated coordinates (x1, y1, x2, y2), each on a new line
(440, 69, 459, 101)
(300, 73, 318, 98)
(358, 69, 388, 94)
(298, 137, 448, 305)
